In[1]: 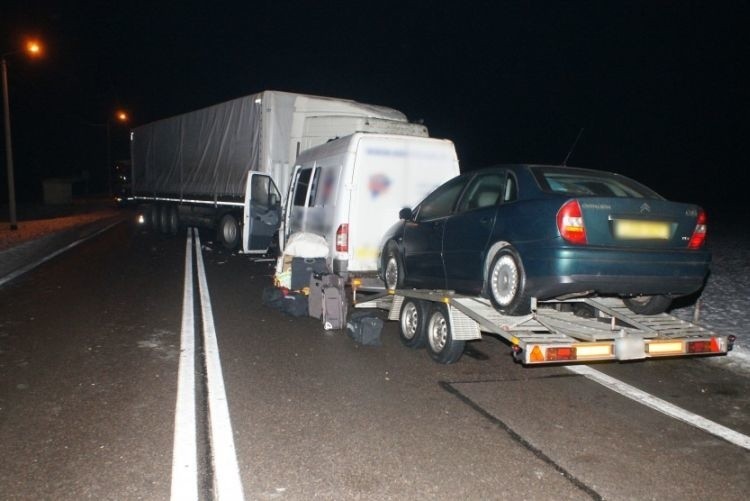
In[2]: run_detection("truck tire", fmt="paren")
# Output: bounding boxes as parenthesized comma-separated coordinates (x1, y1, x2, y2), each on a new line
(158, 205, 170, 234)
(399, 298, 428, 349)
(168, 205, 180, 235)
(217, 213, 240, 250)
(426, 303, 465, 364)
(147, 205, 159, 231)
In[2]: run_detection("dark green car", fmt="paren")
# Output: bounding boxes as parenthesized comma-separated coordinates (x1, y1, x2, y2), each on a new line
(379, 164, 710, 315)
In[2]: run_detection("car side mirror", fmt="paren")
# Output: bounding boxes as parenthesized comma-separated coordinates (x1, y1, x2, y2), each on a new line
(399, 207, 413, 220)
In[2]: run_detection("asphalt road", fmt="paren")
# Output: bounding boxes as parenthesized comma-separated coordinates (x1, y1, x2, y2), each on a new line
(1, 216, 748, 500)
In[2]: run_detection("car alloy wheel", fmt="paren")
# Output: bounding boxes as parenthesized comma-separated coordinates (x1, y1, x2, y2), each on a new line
(490, 254, 518, 307)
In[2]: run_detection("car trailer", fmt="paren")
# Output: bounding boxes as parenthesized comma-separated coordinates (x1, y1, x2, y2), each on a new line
(353, 288, 736, 365)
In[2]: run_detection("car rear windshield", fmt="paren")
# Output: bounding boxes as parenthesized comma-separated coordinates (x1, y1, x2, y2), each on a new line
(530, 166, 662, 199)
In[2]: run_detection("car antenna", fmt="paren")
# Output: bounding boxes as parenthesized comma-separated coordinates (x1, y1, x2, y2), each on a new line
(562, 128, 584, 166)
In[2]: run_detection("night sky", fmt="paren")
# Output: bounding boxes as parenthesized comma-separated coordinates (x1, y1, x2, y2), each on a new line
(2, 1, 748, 221)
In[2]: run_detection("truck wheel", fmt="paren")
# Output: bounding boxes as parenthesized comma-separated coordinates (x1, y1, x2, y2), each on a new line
(426, 303, 465, 364)
(158, 205, 170, 234)
(399, 298, 428, 349)
(623, 295, 672, 315)
(487, 247, 531, 315)
(147, 205, 159, 230)
(383, 242, 404, 290)
(168, 205, 180, 235)
(218, 213, 240, 250)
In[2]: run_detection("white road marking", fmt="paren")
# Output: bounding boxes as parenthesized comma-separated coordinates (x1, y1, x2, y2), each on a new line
(567, 364, 750, 451)
(170, 229, 198, 501)
(193, 228, 246, 500)
(0, 220, 121, 288)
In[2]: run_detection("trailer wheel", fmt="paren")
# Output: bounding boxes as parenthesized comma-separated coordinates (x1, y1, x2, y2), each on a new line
(218, 213, 240, 250)
(383, 242, 404, 290)
(426, 303, 465, 364)
(167, 205, 180, 235)
(487, 247, 531, 315)
(399, 298, 428, 349)
(623, 295, 672, 315)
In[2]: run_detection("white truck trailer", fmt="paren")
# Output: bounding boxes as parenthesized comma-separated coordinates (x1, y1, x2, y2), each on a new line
(130, 90, 429, 254)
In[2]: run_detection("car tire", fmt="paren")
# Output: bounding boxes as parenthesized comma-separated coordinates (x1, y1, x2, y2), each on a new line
(217, 213, 240, 250)
(383, 241, 405, 290)
(623, 295, 672, 315)
(487, 247, 531, 315)
(399, 298, 429, 349)
(426, 303, 465, 364)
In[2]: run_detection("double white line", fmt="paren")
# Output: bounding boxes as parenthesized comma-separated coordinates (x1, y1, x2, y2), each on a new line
(171, 228, 244, 500)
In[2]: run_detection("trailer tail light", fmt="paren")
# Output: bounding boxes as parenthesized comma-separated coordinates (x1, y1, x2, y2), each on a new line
(545, 346, 576, 361)
(646, 340, 684, 355)
(687, 337, 721, 354)
(557, 200, 587, 245)
(336, 224, 349, 252)
(687, 209, 707, 249)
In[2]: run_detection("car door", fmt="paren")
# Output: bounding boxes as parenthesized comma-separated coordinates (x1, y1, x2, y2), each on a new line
(403, 175, 468, 288)
(443, 171, 506, 293)
(243, 172, 282, 253)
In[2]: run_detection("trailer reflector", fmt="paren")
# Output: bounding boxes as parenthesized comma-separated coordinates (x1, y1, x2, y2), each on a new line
(530, 345, 545, 362)
(575, 343, 613, 359)
(646, 340, 684, 355)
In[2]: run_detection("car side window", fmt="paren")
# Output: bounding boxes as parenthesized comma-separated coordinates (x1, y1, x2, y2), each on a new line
(417, 177, 468, 221)
(457, 172, 506, 212)
(503, 173, 518, 202)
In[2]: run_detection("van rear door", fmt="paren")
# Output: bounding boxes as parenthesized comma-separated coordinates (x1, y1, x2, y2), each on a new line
(347, 135, 460, 273)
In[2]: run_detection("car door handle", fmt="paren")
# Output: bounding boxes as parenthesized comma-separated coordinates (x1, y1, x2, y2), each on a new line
(480, 217, 492, 225)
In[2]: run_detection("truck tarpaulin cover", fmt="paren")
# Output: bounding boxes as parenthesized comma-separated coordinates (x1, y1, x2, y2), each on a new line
(130, 90, 409, 200)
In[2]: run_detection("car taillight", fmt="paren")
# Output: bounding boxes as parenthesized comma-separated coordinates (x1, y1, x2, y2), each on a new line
(557, 200, 587, 245)
(336, 223, 349, 252)
(687, 209, 707, 249)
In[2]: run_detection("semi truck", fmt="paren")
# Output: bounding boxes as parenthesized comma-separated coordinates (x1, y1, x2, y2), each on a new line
(130, 90, 436, 254)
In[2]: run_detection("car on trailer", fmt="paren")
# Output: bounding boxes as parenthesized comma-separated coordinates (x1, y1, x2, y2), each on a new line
(378, 164, 710, 316)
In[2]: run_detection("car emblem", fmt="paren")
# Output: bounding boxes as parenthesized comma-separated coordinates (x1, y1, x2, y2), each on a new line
(640, 203, 651, 214)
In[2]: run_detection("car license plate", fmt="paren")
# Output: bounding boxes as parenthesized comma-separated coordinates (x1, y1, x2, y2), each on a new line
(614, 219, 670, 239)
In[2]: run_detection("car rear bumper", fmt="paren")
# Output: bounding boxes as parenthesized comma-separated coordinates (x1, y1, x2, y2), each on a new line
(520, 245, 710, 299)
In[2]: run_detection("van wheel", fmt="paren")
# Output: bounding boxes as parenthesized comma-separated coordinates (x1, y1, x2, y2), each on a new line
(383, 242, 404, 290)
(399, 298, 428, 349)
(426, 303, 465, 364)
(218, 213, 240, 250)
(623, 295, 671, 315)
(487, 247, 531, 315)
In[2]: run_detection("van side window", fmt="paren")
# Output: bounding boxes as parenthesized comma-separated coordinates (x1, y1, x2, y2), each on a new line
(417, 177, 468, 221)
(307, 168, 322, 207)
(251, 175, 271, 206)
(293, 168, 312, 206)
(314, 167, 338, 207)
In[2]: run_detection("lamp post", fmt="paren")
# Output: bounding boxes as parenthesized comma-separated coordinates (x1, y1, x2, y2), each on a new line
(2, 39, 43, 230)
(106, 110, 129, 196)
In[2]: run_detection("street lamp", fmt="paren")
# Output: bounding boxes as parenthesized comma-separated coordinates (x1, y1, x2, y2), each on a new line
(2, 38, 44, 230)
(107, 109, 129, 196)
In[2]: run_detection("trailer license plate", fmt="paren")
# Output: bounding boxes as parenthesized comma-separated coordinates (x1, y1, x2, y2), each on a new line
(614, 219, 670, 239)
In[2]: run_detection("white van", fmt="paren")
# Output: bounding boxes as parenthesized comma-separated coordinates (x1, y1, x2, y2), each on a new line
(281, 132, 460, 284)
